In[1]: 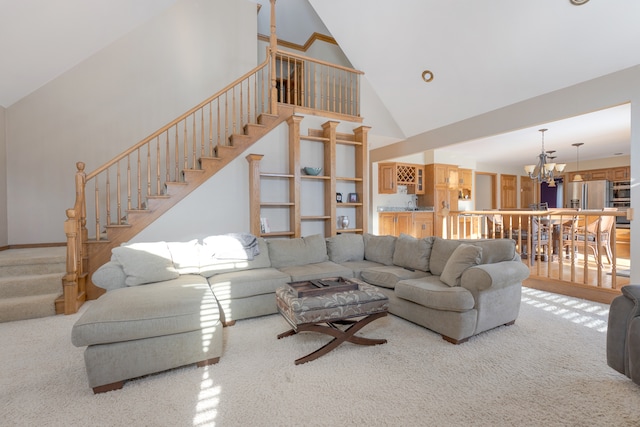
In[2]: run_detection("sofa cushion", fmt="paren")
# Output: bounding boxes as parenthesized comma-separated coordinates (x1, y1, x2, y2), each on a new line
(111, 242, 179, 286)
(278, 261, 353, 282)
(200, 238, 271, 277)
(91, 261, 127, 291)
(428, 237, 463, 276)
(267, 234, 328, 268)
(395, 277, 476, 312)
(467, 239, 516, 264)
(392, 234, 434, 272)
(71, 275, 217, 346)
(208, 268, 290, 300)
(167, 239, 200, 274)
(326, 234, 365, 263)
(339, 260, 384, 279)
(361, 265, 430, 289)
(440, 244, 483, 287)
(363, 233, 396, 266)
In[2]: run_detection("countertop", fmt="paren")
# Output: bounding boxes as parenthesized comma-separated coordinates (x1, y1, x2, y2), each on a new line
(377, 206, 434, 212)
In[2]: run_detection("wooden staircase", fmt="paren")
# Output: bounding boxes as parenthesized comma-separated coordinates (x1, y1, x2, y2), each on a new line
(56, 104, 295, 310)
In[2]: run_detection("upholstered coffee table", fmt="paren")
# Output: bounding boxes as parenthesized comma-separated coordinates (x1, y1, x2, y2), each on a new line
(275, 278, 389, 365)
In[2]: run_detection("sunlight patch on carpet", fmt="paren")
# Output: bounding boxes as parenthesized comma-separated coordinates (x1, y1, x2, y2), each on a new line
(521, 287, 609, 333)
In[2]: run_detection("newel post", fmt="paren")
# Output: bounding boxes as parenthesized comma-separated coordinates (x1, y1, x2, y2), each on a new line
(269, 0, 278, 115)
(62, 208, 79, 314)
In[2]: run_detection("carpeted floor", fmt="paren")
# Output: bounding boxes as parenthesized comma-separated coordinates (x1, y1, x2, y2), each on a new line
(2, 287, 639, 427)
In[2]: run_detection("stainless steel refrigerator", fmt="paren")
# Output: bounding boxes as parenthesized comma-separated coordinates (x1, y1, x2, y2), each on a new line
(567, 180, 611, 209)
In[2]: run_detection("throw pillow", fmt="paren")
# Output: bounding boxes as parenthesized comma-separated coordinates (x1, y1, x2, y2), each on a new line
(440, 243, 482, 287)
(326, 234, 365, 263)
(167, 240, 200, 274)
(429, 237, 463, 276)
(363, 233, 396, 266)
(392, 234, 433, 272)
(111, 242, 179, 286)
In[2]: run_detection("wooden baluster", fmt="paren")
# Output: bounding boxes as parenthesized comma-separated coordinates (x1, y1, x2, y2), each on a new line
(240, 80, 244, 130)
(156, 136, 161, 194)
(216, 98, 221, 152)
(105, 167, 111, 226)
(94, 178, 100, 240)
(208, 103, 213, 157)
(116, 162, 121, 224)
(201, 108, 205, 158)
(232, 86, 237, 136)
(127, 156, 132, 211)
(224, 92, 229, 146)
(174, 126, 179, 181)
(269, 0, 277, 115)
(183, 119, 188, 170)
(191, 113, 196, 169)
(147, 144, 151, 196)
(165, 131, 170, 183)
(137, 149, 142, 208)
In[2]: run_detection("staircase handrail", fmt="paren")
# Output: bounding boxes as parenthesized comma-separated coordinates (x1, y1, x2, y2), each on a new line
(85, 57, 271, 181)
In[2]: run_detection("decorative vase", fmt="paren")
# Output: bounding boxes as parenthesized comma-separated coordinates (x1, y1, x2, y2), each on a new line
(338, 216, 350, 229)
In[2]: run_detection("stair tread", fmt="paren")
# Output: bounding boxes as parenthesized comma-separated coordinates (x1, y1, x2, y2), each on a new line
(0, 292, 61, 323)
(0, 247, 66, 267)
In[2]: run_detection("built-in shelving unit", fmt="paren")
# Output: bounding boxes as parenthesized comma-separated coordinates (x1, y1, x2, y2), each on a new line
(247, 116, 369, 238)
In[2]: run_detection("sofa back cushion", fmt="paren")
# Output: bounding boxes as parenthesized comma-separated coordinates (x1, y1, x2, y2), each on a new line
(167, 240, 200, 274)
(392, 234, 434, 272)
(92, 261, 127, 291)
(267, 234, 328, 268)
(200, 237, 271, 277)
(111, 242, 179, 286)
(429, 237, 517, 276)
(326, 234, 365, 263)
(363, 233, 396, 266)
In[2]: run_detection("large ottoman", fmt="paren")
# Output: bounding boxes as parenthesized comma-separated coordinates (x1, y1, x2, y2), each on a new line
(276, 279, 389, 364)
(71, 275, 223, 393)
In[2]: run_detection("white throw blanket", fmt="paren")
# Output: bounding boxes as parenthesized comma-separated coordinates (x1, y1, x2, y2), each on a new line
(204, 233, 259, 260)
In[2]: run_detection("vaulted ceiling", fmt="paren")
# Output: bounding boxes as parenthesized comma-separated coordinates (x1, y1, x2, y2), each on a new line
(2, 0, 638, 166)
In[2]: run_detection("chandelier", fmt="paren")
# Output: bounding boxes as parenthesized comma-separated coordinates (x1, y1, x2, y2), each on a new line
(524, 128, 566, 184)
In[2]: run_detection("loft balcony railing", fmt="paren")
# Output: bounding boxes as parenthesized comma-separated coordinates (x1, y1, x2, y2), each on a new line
(440, 209, 629, 302)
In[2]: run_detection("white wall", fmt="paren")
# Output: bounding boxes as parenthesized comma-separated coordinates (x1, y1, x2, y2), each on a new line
(133, 113, 364, 242)
(0, 105, 7, 246)
(5, 0, 257, 245)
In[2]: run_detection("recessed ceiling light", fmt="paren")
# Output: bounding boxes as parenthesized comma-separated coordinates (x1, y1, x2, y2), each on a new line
(422, 70, 434, 83)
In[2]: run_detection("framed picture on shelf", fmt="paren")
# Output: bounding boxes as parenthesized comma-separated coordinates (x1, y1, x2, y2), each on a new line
(336, 193, 343, 203)
(348, 193, 358, 203)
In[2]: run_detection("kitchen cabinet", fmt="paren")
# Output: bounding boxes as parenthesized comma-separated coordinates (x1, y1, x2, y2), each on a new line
(378, 163, 397, 194)
(500, 174, 518, 209)
(378, 212, 412, 236)
(413, 212, 434, 238)
(377, 162, 425, 194)
(459, 168, 473, 199)
(612, 167, 630, 180)
(422, 164, 460, 237)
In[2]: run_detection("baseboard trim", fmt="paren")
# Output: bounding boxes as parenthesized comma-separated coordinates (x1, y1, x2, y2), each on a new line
(0, 242, 66, 251)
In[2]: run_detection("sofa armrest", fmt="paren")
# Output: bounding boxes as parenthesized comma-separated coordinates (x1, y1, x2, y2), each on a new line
(622, 285, 640, 314)
(460, 261, 530, 293)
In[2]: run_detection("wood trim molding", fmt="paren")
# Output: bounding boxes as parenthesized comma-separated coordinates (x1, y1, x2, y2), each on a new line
(0, 242, 66, 251)
(257, 32, 337, 52)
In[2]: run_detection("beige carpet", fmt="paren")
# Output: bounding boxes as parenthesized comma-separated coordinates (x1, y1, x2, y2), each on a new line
(2, 287, 640, 426)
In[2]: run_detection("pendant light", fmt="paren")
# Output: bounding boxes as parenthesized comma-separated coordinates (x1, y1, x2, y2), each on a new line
(572, 142, 584, 182)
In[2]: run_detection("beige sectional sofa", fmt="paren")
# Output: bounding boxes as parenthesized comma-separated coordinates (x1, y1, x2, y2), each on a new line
(72, 233, 529, 393)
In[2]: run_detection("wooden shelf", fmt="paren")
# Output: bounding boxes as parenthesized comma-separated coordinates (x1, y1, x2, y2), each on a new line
(260, 202, 294, 207)
(301, 175, 330, 180)
(247, 120, 370, 239)
(260, 172, 294, 178)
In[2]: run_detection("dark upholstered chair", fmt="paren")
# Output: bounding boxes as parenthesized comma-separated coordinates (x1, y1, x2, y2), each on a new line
(607, 285, 640, 385)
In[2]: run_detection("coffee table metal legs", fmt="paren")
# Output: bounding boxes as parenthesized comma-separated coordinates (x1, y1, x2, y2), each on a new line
(277, 311, 387, 365)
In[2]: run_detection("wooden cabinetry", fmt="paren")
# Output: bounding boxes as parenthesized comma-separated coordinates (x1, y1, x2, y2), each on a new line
(612, 166, 630, 180)
(500, 174, 518, 209)
(378, 211, 434, 237)
(247, 117, 369, 238)
(421, 164, 460, 237)
(377, 162, 425, 194)
(459, 168, 472, 199)
(568, 166, 630, 182)
(413, 212, 434, 238)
